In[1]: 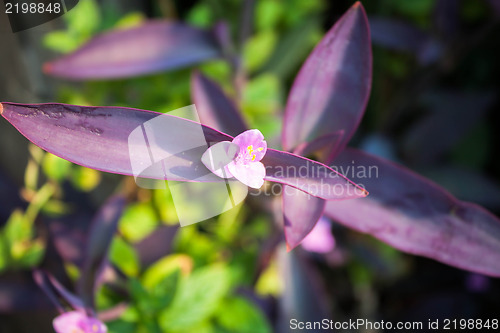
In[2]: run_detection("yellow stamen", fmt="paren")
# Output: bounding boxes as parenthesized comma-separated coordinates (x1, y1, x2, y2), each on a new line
(246, 145, 262, 162)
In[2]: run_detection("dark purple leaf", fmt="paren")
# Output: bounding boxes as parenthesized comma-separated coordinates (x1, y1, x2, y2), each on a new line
(434, 0, 460, 40)
(212, 21, 232, 53)
(263, 149, 368, 200)
(135, 225, 178, 268)
(282, 133, 344, 251)
(283, 187, 326, 251)
(33, 269, 85, 311)
(276, 248, 330, 332)
(0, 271, 53, 313)
(32, 270, 64, 313)
(0, 102, 231, 183)
(282, 1, 371, 158)
(191, 71, 248, 136)
(422, 167, 500, 210)
(48, 214, 90, 268)
(369, 17, 442, 65)
(370, 17, 429, 52)
(324, 149, 500, 277)
(1, 102, 366, 200)
(403, 91, 495, 164)
(78, 196, 126, 309)
(43, 21, 222, 80)
(292, 131, 344, 165)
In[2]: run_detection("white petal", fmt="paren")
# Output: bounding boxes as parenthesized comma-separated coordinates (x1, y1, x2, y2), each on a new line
(201, 141, 238, 178)
(228, 162, 266, 189)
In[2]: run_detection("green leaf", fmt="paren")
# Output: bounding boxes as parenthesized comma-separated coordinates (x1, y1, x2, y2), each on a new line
(107, 319, 137, 333)
(187, 3, 213, 28)
(283, 0, 324, 26)
(173, 321, 215, 333)
(119, 203, 158, 243)
(153, 187, 178, 225)
(142, 254, 193, 290)
(242, 74, 282, 138)
(114, 12, 146, 29)
(65, 0, 101, 37)
(255, 259, 283, 297)
(43, 31, 82, 53)
(43, 0, 101, 53)
(243, 74, 281, 115)
(216, 297, 272, 333)
(16, 239, 45, 268)
(389, 0, 434, 17)
(42, 153, 72, 181)
(110, 237, 140, 277)
(261, 19, 321, 80)
(3, 210, 46, 268)
(150, 269, 180, 308)
(256, 0, 284, 31)
(71, 166, 101, 192)
(24, 183, 55, 226)
(4, 210, 31, 246)
(243, 31, 278, 72)
(0, 235, 8, 272)
(41, 199, 72, 217)
(158, 265, 232, 331)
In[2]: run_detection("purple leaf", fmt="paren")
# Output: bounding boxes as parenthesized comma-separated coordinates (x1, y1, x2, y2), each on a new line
(191, 71, 248, 137)
(32, 270, 65, 313)
(282, 132, 344, 251)
(33, 269, 85, 312)
(370, 17, 429, 52)
(1, 103, 366, 200)
(44, 21, 222, 80)
(78, 196, 126, 309)
(281, 1, 371, 157)
(134, 225, 178, 268)
(0, 102, 231, 183)
(434, 0, 460, 40)
(283, 187, 325, 251)
(369, 17, 442, 65)
(292, 131, 344, 165)
(324, 148, 500, 277)
(422, 167, 500, 209)
(48, 214, 91, 268)
(263, 149, 368, 200)
(0, 271, 52, 312)
(276, 247, 330, 331)
(403, 91, 495, 164)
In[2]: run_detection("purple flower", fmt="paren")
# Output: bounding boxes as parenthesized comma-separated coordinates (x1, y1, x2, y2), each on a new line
(53, 311, 107, 333)
(202, 129, 267, 189)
